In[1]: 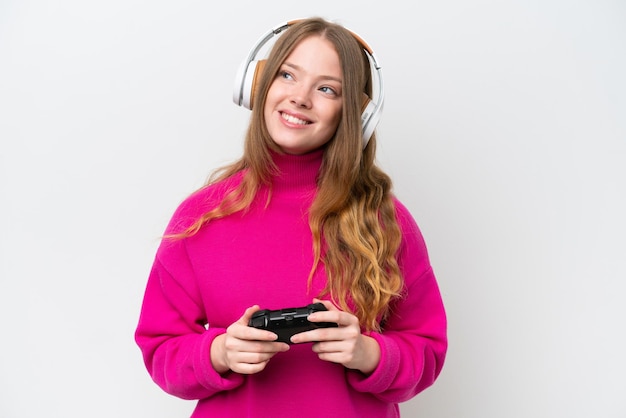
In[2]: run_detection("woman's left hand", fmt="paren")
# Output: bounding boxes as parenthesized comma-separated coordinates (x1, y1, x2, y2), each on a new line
(289, 299, 381, 374)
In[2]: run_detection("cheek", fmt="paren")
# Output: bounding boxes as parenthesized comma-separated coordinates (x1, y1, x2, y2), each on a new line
(263, 103, 272, 124)
(327, 106, 343, 130)
(264, 82, 278, 107)
(263, 89, 277, 121)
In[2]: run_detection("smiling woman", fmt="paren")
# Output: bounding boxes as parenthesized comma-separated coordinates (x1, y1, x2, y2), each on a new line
(134, 17, 447, 418)
(265, 36, 342, 154)
(263, 35, 343, 155)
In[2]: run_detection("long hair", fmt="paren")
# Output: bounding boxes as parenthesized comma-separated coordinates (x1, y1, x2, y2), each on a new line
(178, 18, 403, 332)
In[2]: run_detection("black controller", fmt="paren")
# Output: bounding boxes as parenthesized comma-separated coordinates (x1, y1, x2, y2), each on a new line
(248, 302, 338, 344)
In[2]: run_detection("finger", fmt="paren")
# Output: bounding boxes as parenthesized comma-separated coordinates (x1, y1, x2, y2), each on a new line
(308, 299, 342, 325)
(231, 305, 283, 342)
(314, 348, 354, 367)
(238, 339, 290, 354)
(232, 346, 282, 363)
(230, 321, 283, 343)
(230, 359, 271, 375)
(224, 335, 289, 370)
(312, 340, 346, 355)
(309, 309, 350, 329)
(290, 325, 340, 344)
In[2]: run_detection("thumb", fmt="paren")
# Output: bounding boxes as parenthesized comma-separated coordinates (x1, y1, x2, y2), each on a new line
(238, 305, 261, 325)
(312, 298, 337, 311)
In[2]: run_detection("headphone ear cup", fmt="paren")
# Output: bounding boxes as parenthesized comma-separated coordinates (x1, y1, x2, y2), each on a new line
(240, 60, 257, 110)
(241, 59, 267, 110)
(361, 96, 377, 146)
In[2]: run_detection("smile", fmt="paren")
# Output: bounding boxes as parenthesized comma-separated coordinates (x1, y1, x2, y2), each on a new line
(280, 112, 310, 125)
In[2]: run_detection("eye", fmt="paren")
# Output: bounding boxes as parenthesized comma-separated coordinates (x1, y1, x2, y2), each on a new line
(319, 86, 338, 96)
(278, 70, 293, 80)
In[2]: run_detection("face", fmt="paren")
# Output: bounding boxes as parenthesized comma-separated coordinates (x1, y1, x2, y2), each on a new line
(264, 35, 343, 155)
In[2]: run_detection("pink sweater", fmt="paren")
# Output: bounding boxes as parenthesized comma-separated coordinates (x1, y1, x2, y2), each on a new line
(135, 149, 447, 417)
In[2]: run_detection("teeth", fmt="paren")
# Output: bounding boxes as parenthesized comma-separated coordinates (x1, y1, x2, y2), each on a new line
(281, 112, 309, 125)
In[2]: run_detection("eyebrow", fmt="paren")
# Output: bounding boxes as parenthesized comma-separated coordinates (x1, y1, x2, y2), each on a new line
(282, 62, 343, 84)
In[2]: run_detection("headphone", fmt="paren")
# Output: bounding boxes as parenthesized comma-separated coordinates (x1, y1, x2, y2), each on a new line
(232, 19, 385, 147)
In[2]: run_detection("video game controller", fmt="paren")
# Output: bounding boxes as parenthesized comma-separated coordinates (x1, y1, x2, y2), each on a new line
(248, 302, 338, 344)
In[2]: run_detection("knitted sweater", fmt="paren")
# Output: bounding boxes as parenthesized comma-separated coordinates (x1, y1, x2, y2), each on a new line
(135, 149, 447, 418)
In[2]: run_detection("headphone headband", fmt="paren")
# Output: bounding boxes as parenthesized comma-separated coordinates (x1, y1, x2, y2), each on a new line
(232, 19, 384, 147)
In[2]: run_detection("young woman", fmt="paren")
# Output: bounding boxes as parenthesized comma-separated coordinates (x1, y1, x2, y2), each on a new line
(135, 17, 447, 417)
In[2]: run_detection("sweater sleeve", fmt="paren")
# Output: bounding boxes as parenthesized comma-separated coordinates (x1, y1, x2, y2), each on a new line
(346, 200, 448, 402)
(134, 191, 245, 400)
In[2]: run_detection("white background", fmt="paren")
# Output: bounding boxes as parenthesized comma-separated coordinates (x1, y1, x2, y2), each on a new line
(1, 1, 625, 417)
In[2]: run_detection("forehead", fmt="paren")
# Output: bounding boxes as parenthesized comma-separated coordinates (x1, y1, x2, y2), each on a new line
(283, 35, 342, 78)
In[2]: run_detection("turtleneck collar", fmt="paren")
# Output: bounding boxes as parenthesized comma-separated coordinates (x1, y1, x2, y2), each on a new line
(270, 148, 323, 193)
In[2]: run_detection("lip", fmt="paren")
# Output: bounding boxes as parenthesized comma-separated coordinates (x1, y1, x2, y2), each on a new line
(279, 110, 312, 126)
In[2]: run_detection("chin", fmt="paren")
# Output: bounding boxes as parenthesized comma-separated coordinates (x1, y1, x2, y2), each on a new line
(272, 140, 308, 155)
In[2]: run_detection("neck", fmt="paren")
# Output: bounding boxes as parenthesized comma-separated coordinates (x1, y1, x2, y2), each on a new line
(270, 149, 323, 193)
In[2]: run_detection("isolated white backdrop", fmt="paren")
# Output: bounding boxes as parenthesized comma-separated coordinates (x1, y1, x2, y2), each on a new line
(1, 1, 625, 417)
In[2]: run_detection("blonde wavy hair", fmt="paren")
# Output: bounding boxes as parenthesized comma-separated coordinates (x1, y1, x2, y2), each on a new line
(178, 18, 403, 332)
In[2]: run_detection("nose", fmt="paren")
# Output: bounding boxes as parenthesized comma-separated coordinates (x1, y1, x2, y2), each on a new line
(290, 85, 312, 108)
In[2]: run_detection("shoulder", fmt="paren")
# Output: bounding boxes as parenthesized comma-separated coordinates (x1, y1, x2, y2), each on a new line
(391, 196, 431, 266)
(392, 197, 422, 236)
(164, 172, 244, 235)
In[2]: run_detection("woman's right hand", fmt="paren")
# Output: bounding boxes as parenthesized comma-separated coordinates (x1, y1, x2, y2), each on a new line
(210, 305, 290, 375)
